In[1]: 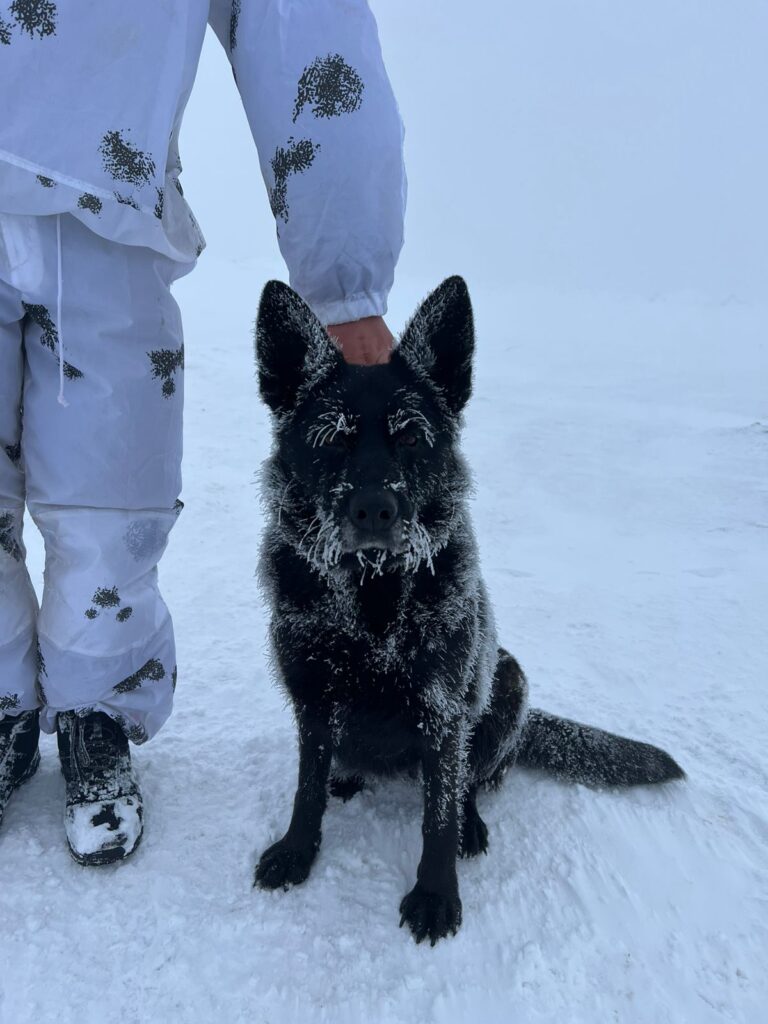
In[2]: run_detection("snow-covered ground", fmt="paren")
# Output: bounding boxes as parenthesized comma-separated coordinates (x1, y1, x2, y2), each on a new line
(2, 4, 767, 1022)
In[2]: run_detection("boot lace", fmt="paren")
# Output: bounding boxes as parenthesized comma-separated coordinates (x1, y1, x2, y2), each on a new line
(67, 713, 125, 791)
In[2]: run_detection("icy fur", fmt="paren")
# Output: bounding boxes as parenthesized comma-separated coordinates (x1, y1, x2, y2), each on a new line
(306, 407, 357, 448)
(256, 282, 340, 422)
(387, 402, 436, 448)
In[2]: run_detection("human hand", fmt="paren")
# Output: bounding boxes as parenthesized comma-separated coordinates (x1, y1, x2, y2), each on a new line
(326, 316, 394, 365)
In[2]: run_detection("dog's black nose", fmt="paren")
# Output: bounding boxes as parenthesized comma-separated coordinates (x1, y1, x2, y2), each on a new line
(348, 487, 399, 533)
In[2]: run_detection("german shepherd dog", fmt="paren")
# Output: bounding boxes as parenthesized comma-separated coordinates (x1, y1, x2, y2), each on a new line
(253, 276, 684, 945)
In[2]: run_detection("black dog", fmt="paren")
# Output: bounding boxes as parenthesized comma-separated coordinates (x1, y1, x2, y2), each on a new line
(253, 276, 684, 945)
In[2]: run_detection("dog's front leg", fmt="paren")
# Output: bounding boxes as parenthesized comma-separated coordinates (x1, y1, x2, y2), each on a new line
(255, 709, 332, 891)
(400, 722, 464, 944)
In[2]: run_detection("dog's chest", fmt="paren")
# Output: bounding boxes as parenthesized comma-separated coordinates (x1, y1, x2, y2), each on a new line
(275, 574, 446, 709)
(267, 542, 493, 742)
(303, 606, 423, 693)
(279, 590, 482, 747)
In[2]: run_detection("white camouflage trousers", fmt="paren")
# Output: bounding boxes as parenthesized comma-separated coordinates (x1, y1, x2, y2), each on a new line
(0, 214, 192, 743)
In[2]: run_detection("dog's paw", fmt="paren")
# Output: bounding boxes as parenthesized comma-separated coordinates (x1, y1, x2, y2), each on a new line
(399, 883, 462, 945)
(329, 775, 365, 801)
(459, 808, 489, 858)
(254, 840, 315, 891)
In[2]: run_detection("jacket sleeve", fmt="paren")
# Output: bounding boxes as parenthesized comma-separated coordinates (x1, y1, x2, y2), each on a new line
(208, 0, 407, 324)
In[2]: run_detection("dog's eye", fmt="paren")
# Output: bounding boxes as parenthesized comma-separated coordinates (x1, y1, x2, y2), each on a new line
(398, 433, 418, 447)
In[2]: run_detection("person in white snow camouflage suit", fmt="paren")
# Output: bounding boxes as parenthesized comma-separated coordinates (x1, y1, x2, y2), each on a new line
(0, 1, 406, 864)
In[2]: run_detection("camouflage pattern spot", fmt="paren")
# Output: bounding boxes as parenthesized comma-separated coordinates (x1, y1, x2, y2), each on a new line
(92, 586, 120, 609)
(114, 192, 140, 210)
(0, 17, 11, 44)
(22, 302, 84, 380)
(293, 54, 364, 123)
(269, 138, 321, 223)
(0, 512, 23, 562)
(5, 443, 21, 465)
(86, 585, 131, 621)
(154, 187, 164, 220)
(35, 676, 48, 705)
(0, 693, 21, 712)
(123, 518, 168, 561)
(172, 665, 178, 692)
(77, 192, 102, 215)
(22, 302, 57, 351)
(36, 640, 47, 678)
(63, 361, 84, 380)
(229, 0, 241, 51)
(36, 174, 55, 188)
(9, 0, 57, 39)
(147, 346, 184, 398)
(99, 129, 156, 187)
(34, 645, 47, 708)
(113, 658, 165, 694)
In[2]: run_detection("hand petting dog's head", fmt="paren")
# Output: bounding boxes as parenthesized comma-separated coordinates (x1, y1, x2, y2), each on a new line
(255, 277, 475, 581)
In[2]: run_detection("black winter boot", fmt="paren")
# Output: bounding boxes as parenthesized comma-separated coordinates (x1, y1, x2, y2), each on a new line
(0, 709, 40, 831)
(57, 710, 143, 865)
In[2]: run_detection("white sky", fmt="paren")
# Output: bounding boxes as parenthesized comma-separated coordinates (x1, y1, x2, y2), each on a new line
(180, 1, 768, 306)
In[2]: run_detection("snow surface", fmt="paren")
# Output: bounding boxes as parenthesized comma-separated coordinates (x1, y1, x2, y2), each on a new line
(1, 3, 767, 1022)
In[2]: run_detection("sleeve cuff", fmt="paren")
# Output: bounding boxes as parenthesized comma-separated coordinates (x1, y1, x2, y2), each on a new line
(308, 291, 389, 325)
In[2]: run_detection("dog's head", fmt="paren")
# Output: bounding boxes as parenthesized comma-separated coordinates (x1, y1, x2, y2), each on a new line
(255, 276, 474, 580)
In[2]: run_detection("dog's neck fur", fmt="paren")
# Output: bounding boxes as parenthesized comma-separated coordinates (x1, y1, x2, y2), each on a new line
(350, 568, 412, 636)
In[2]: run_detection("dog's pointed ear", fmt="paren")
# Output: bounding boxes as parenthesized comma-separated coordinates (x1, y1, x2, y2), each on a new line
(255, 280, 342, 415)
(394, 276, 474, 414)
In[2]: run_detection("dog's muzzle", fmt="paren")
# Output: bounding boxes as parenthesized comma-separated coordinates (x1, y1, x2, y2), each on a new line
(347, 487, 400, 541)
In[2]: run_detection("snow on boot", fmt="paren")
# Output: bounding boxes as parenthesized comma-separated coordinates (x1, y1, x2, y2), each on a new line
(0, 710, 40, 831)
(57, 710, 143, 866)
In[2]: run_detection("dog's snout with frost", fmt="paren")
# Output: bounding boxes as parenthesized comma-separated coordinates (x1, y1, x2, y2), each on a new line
(348, 487, 400, 535)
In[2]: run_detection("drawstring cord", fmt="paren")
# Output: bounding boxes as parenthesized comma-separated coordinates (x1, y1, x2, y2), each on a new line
(55, 214, 68, 408)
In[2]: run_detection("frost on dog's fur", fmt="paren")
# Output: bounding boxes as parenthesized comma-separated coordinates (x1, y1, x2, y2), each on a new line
(252, 276, 684, 945)
(255, 280, 340, 419)
(396, 275, 475, 420)
(256, 279, 472, 584)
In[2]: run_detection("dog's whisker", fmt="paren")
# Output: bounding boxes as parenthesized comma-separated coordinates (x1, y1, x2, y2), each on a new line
(299, 511, 344, 575)
(299, 514, 322, 549)
(399, 517, 438, 576)
(354, 547, 389, 585)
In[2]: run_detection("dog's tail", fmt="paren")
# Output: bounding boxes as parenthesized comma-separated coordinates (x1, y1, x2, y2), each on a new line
(516, 708, 685, 786)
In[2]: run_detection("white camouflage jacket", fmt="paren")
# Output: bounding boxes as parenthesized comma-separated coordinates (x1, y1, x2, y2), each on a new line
(0, 1, 406, 323)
